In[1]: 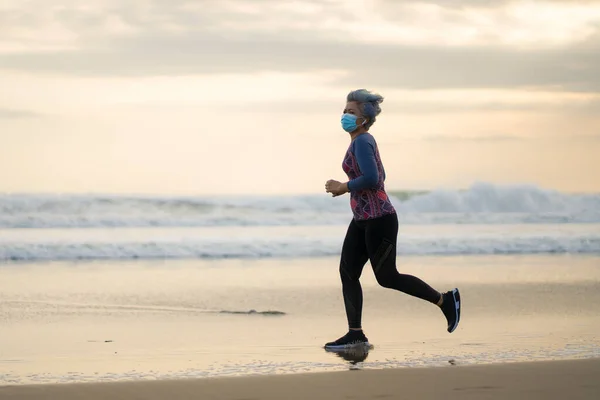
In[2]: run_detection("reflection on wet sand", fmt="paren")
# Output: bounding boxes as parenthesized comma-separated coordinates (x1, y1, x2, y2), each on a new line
(325, 344, 373, 369)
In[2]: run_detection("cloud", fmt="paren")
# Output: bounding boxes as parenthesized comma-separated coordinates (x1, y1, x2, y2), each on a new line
(419, 133, 523, 142)
(377, 0, 600, 8)
(0, 108, 41, 119)
(393, 97, 600, 114)
(2, 36, 599, 93)
(0, 0, 599, 92)
(417, 132, 600, 143)
(332, 45, 600, 92)
(117, 91, 600, 116)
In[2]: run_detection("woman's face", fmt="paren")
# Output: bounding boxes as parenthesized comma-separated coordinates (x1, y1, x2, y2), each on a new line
(343, 101, 367, 126)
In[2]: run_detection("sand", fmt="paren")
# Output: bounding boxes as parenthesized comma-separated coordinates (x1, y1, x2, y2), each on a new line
(1, 255, 600, 387)
(1, 358, 599, 400)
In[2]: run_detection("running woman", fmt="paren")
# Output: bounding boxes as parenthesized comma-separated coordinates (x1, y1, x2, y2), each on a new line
(324, 89, 461, 349)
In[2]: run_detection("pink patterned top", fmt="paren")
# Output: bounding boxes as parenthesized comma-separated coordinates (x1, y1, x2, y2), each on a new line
(342, 133, 396, 221)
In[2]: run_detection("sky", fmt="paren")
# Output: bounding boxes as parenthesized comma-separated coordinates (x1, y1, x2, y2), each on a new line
(1, 0, 599, 195)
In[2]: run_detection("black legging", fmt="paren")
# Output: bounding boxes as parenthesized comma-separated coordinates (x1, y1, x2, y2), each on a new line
(339, 212, 441, 329)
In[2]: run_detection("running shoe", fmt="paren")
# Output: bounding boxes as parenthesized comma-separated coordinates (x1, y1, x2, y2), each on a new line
(441, 288, 461, 333)
(324, 330, 369, 349)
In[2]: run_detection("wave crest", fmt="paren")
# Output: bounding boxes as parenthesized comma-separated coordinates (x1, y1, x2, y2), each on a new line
(1, 183, 599, 228)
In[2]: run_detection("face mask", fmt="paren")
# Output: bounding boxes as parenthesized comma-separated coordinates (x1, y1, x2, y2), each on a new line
(341, 113, 365, 133)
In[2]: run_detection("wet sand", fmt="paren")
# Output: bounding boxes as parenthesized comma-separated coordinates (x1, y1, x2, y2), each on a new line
(1, 255, 599, 385)
(1, 358, 599, 400)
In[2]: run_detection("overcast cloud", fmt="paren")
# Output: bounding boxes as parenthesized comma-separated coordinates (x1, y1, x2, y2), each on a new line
(0, 108, 41, 119)
(1, 0, 599, 92)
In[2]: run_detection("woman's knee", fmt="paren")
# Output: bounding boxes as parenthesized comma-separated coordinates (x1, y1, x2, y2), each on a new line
(339, 262, 358, 282)
(374, 271, 396, 288)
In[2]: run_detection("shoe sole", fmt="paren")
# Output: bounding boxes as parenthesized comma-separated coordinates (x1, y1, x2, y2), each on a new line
(448, 288, 461, 333)
(324, 341, 370, 350)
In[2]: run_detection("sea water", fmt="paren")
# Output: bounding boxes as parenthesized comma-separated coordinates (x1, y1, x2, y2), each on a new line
(1, 181, 599, 261)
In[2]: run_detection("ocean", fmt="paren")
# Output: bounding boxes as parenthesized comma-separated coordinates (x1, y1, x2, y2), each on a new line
(1, 181, 599, 262)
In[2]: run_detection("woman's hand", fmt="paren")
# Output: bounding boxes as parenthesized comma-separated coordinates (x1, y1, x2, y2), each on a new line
(325, 179, 349, 197)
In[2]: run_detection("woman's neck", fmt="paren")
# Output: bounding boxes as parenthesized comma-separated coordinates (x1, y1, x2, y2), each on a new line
(350, 129, 368, 141)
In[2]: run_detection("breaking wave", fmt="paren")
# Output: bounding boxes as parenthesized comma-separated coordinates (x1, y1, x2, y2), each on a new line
(2, 232, 598, 261)
(1, 182, 599, 228)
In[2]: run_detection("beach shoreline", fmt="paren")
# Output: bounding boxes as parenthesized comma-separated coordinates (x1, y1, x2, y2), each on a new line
(2, 357, 599, 400)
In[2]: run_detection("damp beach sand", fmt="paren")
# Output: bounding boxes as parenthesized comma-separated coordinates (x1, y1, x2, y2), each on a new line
(1, 358, 599, 400)
(1, 255, 599, 390)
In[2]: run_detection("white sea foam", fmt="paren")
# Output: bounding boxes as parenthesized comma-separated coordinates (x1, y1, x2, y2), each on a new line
(1, 226, 598, 261)
(1, 182, 599, 228)
(1, 183, 599, 261)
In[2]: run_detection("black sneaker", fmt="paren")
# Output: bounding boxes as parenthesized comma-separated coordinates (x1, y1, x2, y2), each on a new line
(324, 330, 369, 349)
(441, 288, 461, 333)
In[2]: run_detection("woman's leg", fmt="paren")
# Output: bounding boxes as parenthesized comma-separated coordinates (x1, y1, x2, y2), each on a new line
(365, 213, 442, 304)
(339, 219, 369, 329)
(324, 219, 372, 348)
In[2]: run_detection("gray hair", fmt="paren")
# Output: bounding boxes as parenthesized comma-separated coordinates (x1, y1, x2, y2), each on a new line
(346, 89, 384, 130)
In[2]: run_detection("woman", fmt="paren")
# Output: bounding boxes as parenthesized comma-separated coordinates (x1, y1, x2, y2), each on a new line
(324, 89, 461, 349)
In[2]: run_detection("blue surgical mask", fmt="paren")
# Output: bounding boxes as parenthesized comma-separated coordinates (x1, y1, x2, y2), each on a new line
(341, 113, 363, 132)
